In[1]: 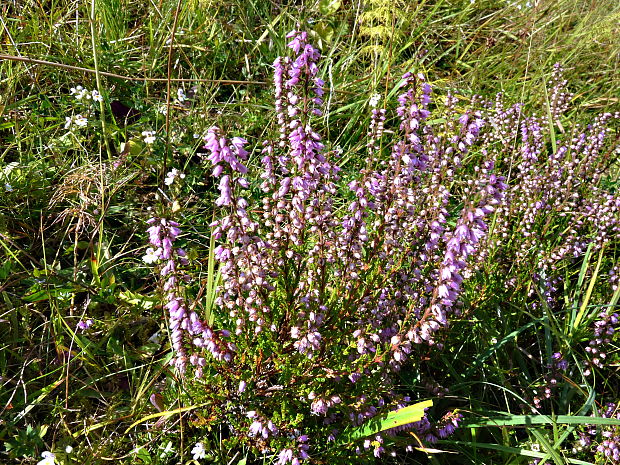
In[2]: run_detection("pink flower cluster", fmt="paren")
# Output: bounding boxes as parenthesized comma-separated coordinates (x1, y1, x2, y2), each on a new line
(146, 217, 233, 375)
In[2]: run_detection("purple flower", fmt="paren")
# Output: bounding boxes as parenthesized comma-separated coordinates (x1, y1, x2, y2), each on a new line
(248, 420, 263, 437)
(77, 318, 93, 331)
(277, 449, 293, 465)
(216, 175, 233, 206)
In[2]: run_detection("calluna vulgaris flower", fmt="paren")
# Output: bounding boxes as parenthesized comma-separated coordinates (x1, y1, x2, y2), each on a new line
(196, 28, 499, 461)
(142, 28, 619, 464)
(145, 216, 233, 375)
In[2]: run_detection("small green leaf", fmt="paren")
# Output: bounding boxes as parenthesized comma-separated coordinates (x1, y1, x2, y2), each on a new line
(314, 22, 335, 44)
(319, 0, 341, 15)
(118, 290, 156, 309)
(133, 446, 152, 463)
(120, 139, 144, 157)
(0, 260, 12, 280)
(37, 425, 49, 439)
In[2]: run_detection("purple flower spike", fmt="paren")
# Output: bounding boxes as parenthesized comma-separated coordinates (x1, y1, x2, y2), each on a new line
(144, 216, 233, 375)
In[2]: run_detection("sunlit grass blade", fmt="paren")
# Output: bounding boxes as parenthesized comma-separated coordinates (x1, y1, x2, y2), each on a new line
(464, 414, 620, 428)
(573, 245, 606, 332)
(442, 440, 595, 465)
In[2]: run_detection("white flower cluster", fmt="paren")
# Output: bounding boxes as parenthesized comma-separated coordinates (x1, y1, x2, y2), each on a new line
(70, 85, 103, 102)
(369, 93, 381, 108)
(191, 442, 207, 460)
(164, 168, 185, 186)
(64, 85, 103, 130)
(65, 114, 88, 129)
(142, 130, 156, 144)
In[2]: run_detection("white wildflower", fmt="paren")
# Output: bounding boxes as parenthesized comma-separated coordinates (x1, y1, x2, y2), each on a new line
(142, 247, 160, 264)
(177, 88, 187, 103)
(369, 93, 381, 108)
(91, 90, 103, 102)
(37, 451, 56, 465)
(156, 104, 168, 115)
(65, 114, 87, 129)
(191, 442, 207, 461)
(5, 183, 13, 192)
(164, 168, 185, 186)
(65, 445, 73, 453)
(74, 114, 88, 127)
(159, 441, 173, 458)
(70, 85, 89, 100)
(142, 131, 156, 144)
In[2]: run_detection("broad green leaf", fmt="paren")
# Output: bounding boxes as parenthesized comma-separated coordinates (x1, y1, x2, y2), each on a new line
(319, 0, 341, 15)
(343, 399, 432, 442)
(120, 139, 144, 157)
(0, 260, 13, 280)
(314, 22, 335, 44)
(133, 446, 152, 464)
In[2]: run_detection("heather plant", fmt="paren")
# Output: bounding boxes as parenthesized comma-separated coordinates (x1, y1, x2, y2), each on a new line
(428, 64, 620, 463)
(141, 29, 514, 463)
(141, 28, 619, 464)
